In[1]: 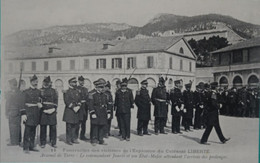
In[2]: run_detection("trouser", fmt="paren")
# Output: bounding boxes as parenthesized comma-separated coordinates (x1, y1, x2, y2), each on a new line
(40, 125, 57, 146)
(249, 107, 256, 117)
(154, 117, 166, 133)
(91, 124, 105, 143)
(183, 117, 192, 130)
(66, 123, 78, 143)
(116, 115, 122, 134)
(105, 119, 112, 135)
(119, 113, 131, 139)
(238, 106, 247, 117)
(76, 120, 87, 139)
(201, 122, 226, 143)
(8, 117, 21, 145)
(137, 119, 149, 134)
(171, 115, 181, 133)
(194, 109, 202, 129)
(23, 125, 37, 150)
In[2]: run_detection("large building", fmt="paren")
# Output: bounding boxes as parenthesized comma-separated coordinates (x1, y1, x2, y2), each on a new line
(3, 36, 196, 96)
(211, 37, 260, 88)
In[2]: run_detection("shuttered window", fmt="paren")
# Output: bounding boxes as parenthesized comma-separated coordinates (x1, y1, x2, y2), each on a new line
(147, 56, 154, 68)
(57, 60, 62, 71)
(112, 58, 122, 69)
(32, 61, 36, 71)
(180, 60, 183, 71)
(44, 61, 49, 71)
(84, 59, 89, 69)
(127, 57, 136, 69)
(97, 59, 106, 69)
(169, 57, 172, 69)
(70, 60, 75, 70)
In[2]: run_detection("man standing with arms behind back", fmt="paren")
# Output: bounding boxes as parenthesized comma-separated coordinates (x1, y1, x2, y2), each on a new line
(114, 78, 134, 141)
(151, 77, 169, 135)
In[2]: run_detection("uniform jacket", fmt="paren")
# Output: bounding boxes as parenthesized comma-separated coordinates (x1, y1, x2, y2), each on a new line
(23, 87, 42, 126)
(193, 90, 206, 112)
(135, 87, 151, 120)
(238, 89, 247, 107)
(207, 90, 221, 125)
(5, 88, 24, 119)
(151, 86, 169, 117)
(62, 87, 81, 124)
(77, 85, 89, 121)
(183, 90, 194, 118)
(228, 91, 237, 105)
(114, 88, 134, 114)
(89, 89, 110, 125)
(169, 87, 183, 116)
(40, 87, 58, 125)
(104, 90, 114, 120)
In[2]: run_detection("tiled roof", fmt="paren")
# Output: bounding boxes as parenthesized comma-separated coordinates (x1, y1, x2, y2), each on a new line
(211, 37, 260, 54)
(5, 36, 184, 60)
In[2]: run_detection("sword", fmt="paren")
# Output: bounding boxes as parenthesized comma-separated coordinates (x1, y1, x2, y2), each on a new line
(128, 67, 137, 81)
(18, 68, 23, 90)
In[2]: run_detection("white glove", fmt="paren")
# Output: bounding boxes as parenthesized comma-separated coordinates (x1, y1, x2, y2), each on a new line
(44, 108, 55, 114)
(73, 106, 80, 113)
(200, 105, 204, 109)
(181, 104, 184, 110)
(107, 113, 111, 119)
(241, 102, 244, 106)
(37, 103, 43, 108)
(22, 115, 27, 123)
(183, 109, 187, 113)
(175, 106, 180, 112)
(92, 114, 97, 119)
(219, 104, 223, 109)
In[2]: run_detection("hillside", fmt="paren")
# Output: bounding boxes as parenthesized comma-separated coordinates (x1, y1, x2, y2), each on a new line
(5, 14, 260, 46)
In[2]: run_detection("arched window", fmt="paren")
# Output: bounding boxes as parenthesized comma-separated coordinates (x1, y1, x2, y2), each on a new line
(128, 78, 139, 94)
(233, 76, 242, 86)
(179, 47, 184, 54)
(248, 75, 259, 87)
(219, 76, 228, 85)
(54, 79, 64, 92)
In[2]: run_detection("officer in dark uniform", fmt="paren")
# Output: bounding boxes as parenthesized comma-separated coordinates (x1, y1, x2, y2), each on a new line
(200, 82, 230, 145)
(247, 88, 257, 117)
(22, 74, 42, 153)
(201, 83, 211, 128)
(221, 86, 229, 115)
(89, 80, 110, 146)
(5, 78, 24, 146)
(151, 77, 169, 135)
(114, 79, 122, 135)
(169, 79, 184, 134)
(183, 82, 194, 131)
(104, 81, 113, 137)
(76, 76, 89, 140)
(193, 83, 206, 130)
(63, 77, 81, 145)
(135, 79, 151, 136)
(227, 87, 238, 116)
(39, 76, 58, 148)
(114, 78, 134, 141)
(238, 86, 248, 117)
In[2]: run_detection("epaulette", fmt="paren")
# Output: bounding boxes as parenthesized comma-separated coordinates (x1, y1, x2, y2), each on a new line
(89, 91, 97, 99)
(136, 90, 140, 95)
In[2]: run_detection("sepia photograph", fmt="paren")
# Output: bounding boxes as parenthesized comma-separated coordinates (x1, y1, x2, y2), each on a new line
(1, 0, 259, 162)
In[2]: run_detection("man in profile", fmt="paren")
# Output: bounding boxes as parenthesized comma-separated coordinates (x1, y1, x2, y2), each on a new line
(200, 82, 230, 145)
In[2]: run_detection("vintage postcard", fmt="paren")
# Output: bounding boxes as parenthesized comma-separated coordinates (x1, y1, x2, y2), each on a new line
(1, 0, 259, 163)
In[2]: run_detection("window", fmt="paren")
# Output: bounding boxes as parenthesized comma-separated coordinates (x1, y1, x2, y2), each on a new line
(32, 61, 36, 71)
(147, 56, 154, 68)
(9, 63, 13, 73)
(96, 59, 106, 69)
(57, 60, 62, 71)
(233, 50, 243, 63)
(179, 47, 184, 54)
(127, 57, 136, 69)
(84, 59, 89, 70)
(20, 62, 24, 71)
(70, 60, 75, 70)
(169, 57, 173, 69)
(189, 62, 192, 72)
(112, 58, 122, 69)
(180, 60, 183, 70)
(44, 61, 49, 71)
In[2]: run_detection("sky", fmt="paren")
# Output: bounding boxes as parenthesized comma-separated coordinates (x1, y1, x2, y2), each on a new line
(2, 0, 260, 36)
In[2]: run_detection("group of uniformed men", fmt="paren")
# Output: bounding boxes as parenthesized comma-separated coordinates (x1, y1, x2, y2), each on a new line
(5, 74, 259, 153)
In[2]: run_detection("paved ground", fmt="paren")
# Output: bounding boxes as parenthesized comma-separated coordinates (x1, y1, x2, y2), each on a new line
(1, 102, 259, 163)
